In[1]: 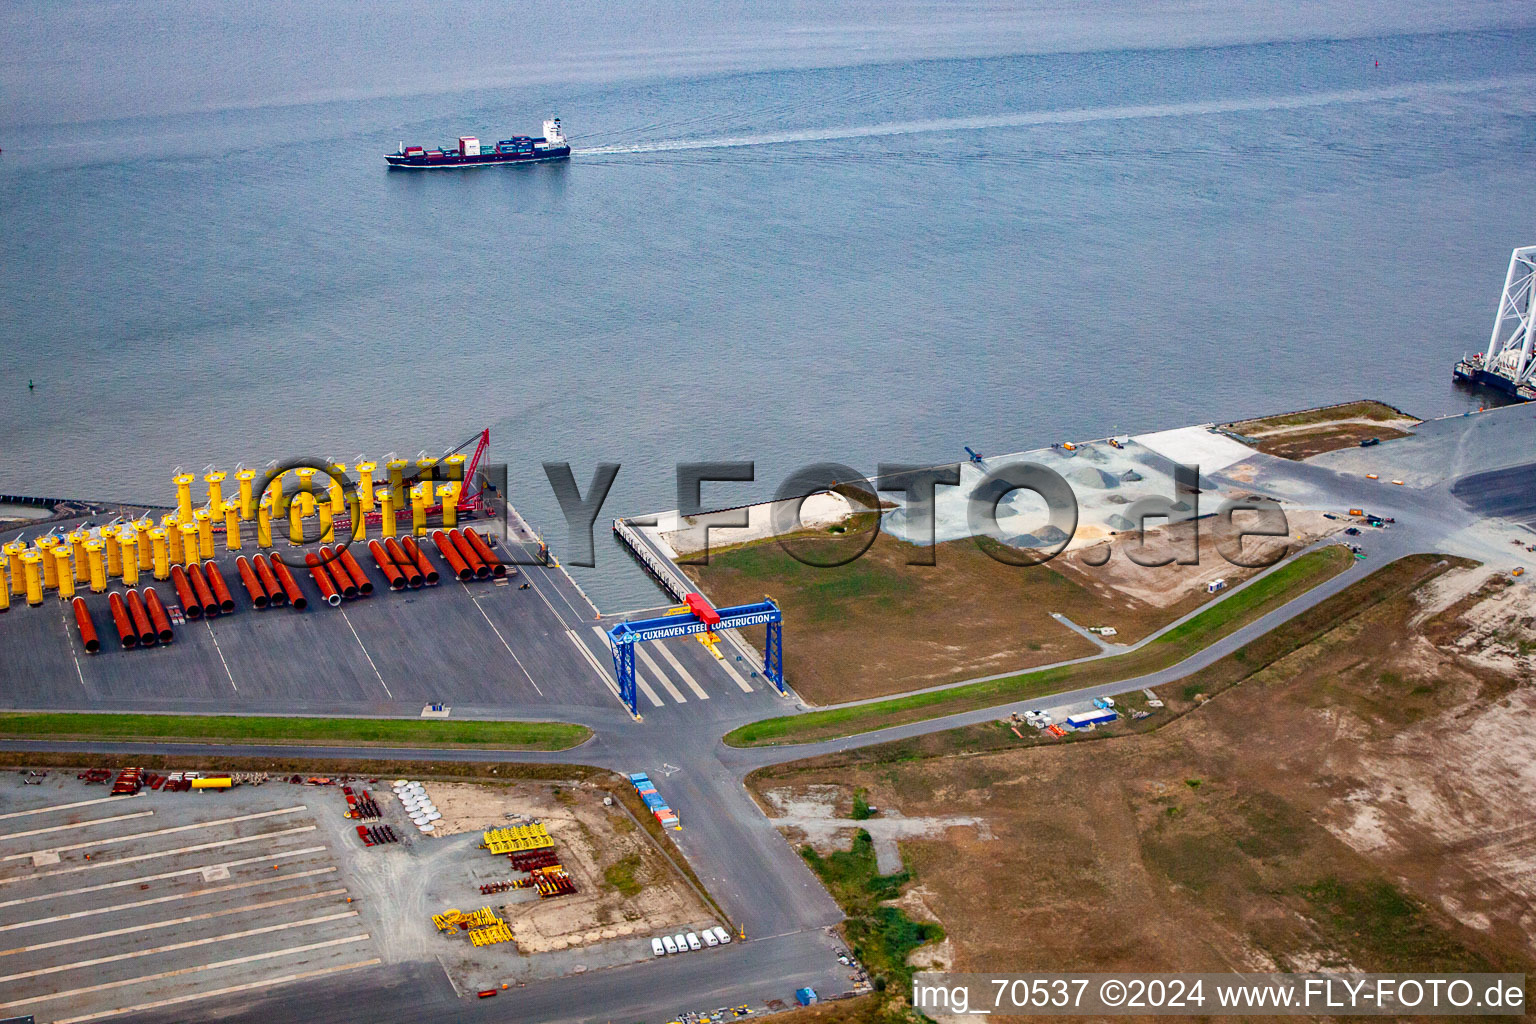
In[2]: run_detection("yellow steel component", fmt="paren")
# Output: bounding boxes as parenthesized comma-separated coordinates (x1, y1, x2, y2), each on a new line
(21, 551, 43, 606)
(54, 547, 76, 599)
(289, 500, 305, 545)
(378, 489, 397, 539)
(328, 463, 347, 514)
(482, 823, 552, 854)
(149, 528, 170, 580)
(85, 540, 107, 594)
(349, 492, 366, 541)
(356, 462, 377, 512)
(257, 498, 273, 548)
(236, 468, 257, 520)
(386, 459, 408, 509)
(444, 453, 467, 482)
(120, 530, 140, 586)
(470, 920, 514, 946)
(36, 536, 60, 589)
(180, 524, 200, 567)
(68, 530, 90, 584)
(135, 519, 155, 572)
(204, 470, 226, 516)
(191, 777, 232, 789)
(411, 483, 427, 537)
(4, 541, 25, 595)
(318, 501, 334, 544)
(165, 516, 184, 565)
(432, 909, 464, 931)
(225, 504, 242, 550)
(195, 508, 215, 559)
(173, 472, 196, 520)
(0, 567, 8, 612)
(103, 526, 123, 578)
(439, 483, 459, 528)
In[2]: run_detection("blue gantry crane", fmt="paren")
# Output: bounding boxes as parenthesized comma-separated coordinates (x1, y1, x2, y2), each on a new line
(606, 593, 783, 717)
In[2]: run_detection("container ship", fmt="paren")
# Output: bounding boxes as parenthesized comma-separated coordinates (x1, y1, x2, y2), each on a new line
(386, 119, 570, 169)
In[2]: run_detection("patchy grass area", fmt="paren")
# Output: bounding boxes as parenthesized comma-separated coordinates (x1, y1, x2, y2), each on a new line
(724, 546, 1353, 746)
(0, 713, 591, 750)
(747, 558, 1533, 984)
(603, 853, 645, 897)
(1225, 400, 1418, 460)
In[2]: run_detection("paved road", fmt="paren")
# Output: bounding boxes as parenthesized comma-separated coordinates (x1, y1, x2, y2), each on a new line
(6, 404, 1535, 1024)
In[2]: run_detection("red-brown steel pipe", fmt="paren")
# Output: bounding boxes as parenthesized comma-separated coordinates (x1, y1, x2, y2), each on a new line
(186, 562, 219, 618)
(268, 553, 308, 611)
(143, 587, 174, 643)
(401, 537, 440, 586)
(72, 596, 101, 654)
(252, 554, 286, 606)
(204, 562, 237, 614)
(384, 538, 424, 588)
(126, 589, 157, 647)
(449, 529, 489, 579)
(304, 553, 342, 607)
(368, 541, 406, 591)
(316, 547, 357, 599)
(335, 546, 374, 596)
(170, 565, 202, 620)
(108, 592, 138, 649)
(236, 556, 269, 610)
(463, 528, 507, 578)
(431, 531, 473, 581)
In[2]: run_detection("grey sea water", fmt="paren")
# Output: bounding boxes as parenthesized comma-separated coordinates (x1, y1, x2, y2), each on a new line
(2, 1, 1535, 609)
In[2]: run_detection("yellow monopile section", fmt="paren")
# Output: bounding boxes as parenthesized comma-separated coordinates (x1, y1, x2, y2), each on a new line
(120, 530, 140, 586)
(257, 498, 273, 548)
(288, 500, 304, 545)
(236, 469, 257, 520)
(386, 459, 408, 509)
(36, 536, 60, 589)
(378, 488, 397, 538)
(165, 515, 184, 565)
(54, 547, 76, 599)
(319, 501, 334, 544)
(444, 453, 467, 482)
(328, 463, 347, 514)
(205, 470, 226, 516)
(149, 528, 169, 580)
(411, 482, 428, 536)
(21, 551, 44, 606)
(180, 523, 200, 567)
(174, 472, 196, 520)
(194, 508, 214, 559)
(295, 466, 316, 501)
(225, 504, 242, 550)
(103, 526, 123, 577)
(416, 457, 437, 490)
(135, 518, 154, 572)
(349, 492, 367, 541)
(4, 541, 25, 595)
(85, 539, 107, 593)
(0, 566, 8, 612)
(68, 529, 89, 584)
(439, 483, 459, 527)
(356, 462, 377, 511)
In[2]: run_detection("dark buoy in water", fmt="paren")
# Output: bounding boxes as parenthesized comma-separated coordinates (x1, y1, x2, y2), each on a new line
(27, 379, 34, 391)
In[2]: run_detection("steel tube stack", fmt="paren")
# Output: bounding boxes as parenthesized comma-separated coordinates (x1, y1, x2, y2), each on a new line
(431, 531, 473, 581)
(170, 565, 202, 620)
(317, 548, 358, 598)
(335, 546, 374, 596)
(144, 587, 175, 643)
(253, 554, 286, 606)
(71, 597, 101, 654)
(304, 553, 342, 607)
(108, 592, 137, 649)
(204, 562, 237, 613)
(449, 530, 490, 579)
(186, 562, 219, 618)
(402, 537, 440, 585)
(236, 556, 269, 609)
(369, 540, 406, 591)
(268, 553, 308, 610)
(384, 538, 424, 588)
(464, 528, 507, 578)
(126, 590, 157, 647)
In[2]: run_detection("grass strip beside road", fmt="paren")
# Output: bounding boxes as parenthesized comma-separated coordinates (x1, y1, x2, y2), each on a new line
(725, 545, 1353, 746)
(0, 713, 591, 750)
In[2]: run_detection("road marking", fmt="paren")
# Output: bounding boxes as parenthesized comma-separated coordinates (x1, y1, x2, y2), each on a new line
(2, 805, 309, 862)
(655, 641, 710, 699)
(0, 910, 359, 984)
(0, 832, 320, 892)
(591, 627, 664, 707)
(0, 888, 348, 957)
(525, 564, 576, 626)
(636, 644, 689, 703)
(565, 629, 622, 700)
(717, 653, 755, 693)
(206, 619, 238, 691)
(473, 595, 543, 695)
(0, 794, 142, 822)
(340, 607, 392, 698)
(531, 560, 586, 622)
(0, 932, 372, 1012)
(0, 810, 154, 844)
(0, 866, 337, 931)
(51, 956, 383, 1024)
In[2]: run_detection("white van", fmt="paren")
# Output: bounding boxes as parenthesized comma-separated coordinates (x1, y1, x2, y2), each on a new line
(711, 926, 732, 945)
(702, 929, 720, 947)
(685, 932, 702, 951)
(652, 937, 666, 957)
(662, 935, 678, 954)
(673, 933, 689, 953)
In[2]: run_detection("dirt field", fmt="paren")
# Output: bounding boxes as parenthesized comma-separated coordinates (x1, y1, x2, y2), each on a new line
(1225, 400, 1419, 460)
(748, 562, 1536, 998)
(687, 514, 1337, 705)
